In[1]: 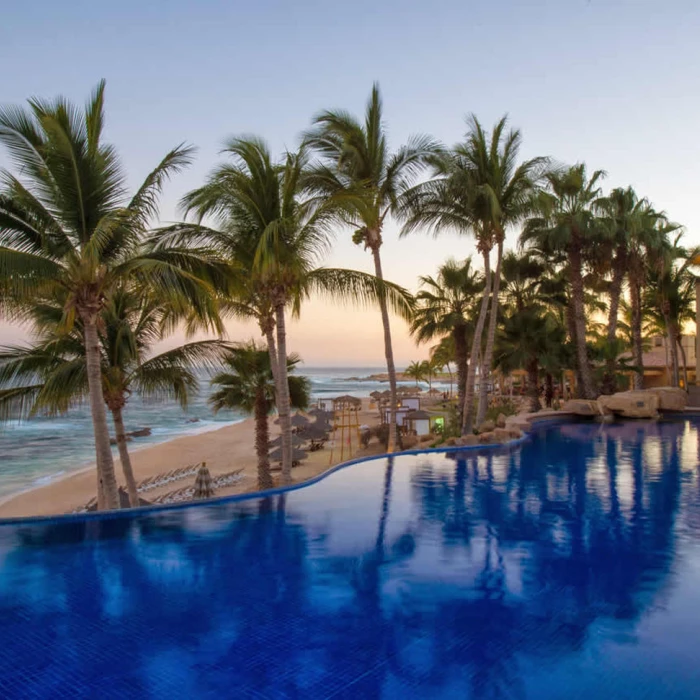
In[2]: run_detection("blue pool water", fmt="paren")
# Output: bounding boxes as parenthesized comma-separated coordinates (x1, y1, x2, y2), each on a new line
(1, 419, 699, 698)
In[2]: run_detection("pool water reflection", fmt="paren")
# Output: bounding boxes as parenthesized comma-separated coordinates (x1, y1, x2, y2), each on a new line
(1, 419, 700, 698)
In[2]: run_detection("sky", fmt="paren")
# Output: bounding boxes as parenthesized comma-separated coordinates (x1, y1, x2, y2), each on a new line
(2, 0, 699, 366)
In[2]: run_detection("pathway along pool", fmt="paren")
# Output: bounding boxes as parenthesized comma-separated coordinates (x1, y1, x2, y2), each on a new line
(1, 419, 700, 699)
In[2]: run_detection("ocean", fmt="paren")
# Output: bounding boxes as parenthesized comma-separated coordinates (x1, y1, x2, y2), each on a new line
(0, 367, 450, 499)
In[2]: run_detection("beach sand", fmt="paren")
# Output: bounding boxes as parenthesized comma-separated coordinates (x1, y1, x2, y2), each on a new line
(0, 401, 383, 519)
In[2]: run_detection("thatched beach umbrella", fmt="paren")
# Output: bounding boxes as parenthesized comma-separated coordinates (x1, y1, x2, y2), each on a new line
(268, 434, 307, 448)
(269, 447, 307, 463)
(300, 423, 330, 440)
(193, 463, 215, 499)
(274, 412, 310, 427)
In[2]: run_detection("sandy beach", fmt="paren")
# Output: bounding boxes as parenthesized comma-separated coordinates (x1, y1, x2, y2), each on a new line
(0, 401, 383, 519)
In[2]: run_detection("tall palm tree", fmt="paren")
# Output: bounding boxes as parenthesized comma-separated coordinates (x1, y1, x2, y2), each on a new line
(646, 237, 695, 388)
(497, 250, 569, 409)
(209, 343, 310, 490)
(0, 82, 223, 509)
(400, 116, 545, 432)
(0, 289, 226, 505)
(404, 360, 426, 387)
(626, 204, 676, 389)
(521, 164, 605, 400)
(159, 137, 413, 483)
(430, 337, 455, 397)
(303, 84, 439, 452)
(409, 257, 482, 423)
(595, 187, 652, 393)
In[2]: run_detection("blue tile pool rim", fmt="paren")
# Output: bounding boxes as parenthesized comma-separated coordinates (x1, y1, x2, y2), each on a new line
(0, 413, 578, 528)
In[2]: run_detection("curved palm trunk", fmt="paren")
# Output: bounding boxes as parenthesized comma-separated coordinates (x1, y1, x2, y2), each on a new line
(629, 273, 645, 390)
(462, 248, 492, 435)
(677, 335, 688, 390)
(83, 319, 119, 510)
(453, 328, 467, 422)
(254, 387, 273, 491)
(370, 243, 398, 453)
(275, 303, 293, 484)
(568, 243, 597, 399)
(664, 308, 680, 387)
(111, 406, 139, 507)
(602, 256, 626, 394)
(476, 239, 504, 426)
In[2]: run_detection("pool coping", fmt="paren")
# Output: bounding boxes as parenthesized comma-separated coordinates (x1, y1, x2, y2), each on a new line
(0, 411, 593, 528)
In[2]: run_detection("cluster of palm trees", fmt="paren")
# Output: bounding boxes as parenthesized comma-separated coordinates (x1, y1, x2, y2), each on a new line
(0, 80, 694, 509)
(0, 82, 414, 510)
(409, 170, 696, 419)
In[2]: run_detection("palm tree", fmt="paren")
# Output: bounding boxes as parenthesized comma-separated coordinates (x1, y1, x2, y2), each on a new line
(209, 343, 310, 490)
(595, 187, 654, 393)
(627, 204, 677, 389)
(404, 361, 426, 387)
(0, 82, 223, 509)
(409, 257, 482, 424)
(303, 84, 439, 453)
(159, 137, 413, 483)
(0, 289, 226, 505)
(646, 237, 695, 388)
(400, 116, 545, 432)
(430, 337, 455, 397)
(496, 250, 569, 410)
(521, 164, 605, 400)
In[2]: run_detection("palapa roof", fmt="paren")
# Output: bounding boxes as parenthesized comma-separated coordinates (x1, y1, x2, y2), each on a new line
(268, 447, 308, 462)
(268, 434, 307, 448)
(274, 412, 310, 427)
(405, 409, 431, 420)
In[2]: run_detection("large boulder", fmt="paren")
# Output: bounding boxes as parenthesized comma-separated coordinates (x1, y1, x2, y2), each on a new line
(455, 435, 479, 447)
(597, 391, 659, 419)
(562, 399, 600, 417)
(478, 419, 496, 434)
(643, 387, 687, 412)
(493, 428, 511, 443)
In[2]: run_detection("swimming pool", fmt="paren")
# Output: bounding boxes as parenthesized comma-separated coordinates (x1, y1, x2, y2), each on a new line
(1, 419, 699, 699)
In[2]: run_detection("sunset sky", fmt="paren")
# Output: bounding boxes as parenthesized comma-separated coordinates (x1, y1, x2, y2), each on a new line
(2, 0, 699, 366)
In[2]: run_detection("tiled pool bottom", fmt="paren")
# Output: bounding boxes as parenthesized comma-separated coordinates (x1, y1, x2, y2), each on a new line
(1, 420, 700, 699)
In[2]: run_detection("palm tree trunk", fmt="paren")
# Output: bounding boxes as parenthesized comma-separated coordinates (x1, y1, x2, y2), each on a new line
(664, 309, 679, 387)
(602, 258, 626, 394)
(569, 244, 597, 399)
(262, 320, 280, 388)
(83, 319, 119, 510)
(370, 243, 398, 453)
(275, 303, 293, 484)
(254, 387, 273, 490)
(476, 239, 503, 426)
(527, 357, 541, 413)
(678, 335, 688, 390)
(629, 273, 645, 390)
(566, 297, 583, 393)
(453, 328, 467, 422)
(545, 372, 554, 407)
(462, 248, 492, 435)
(111, 406, 139, 507)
